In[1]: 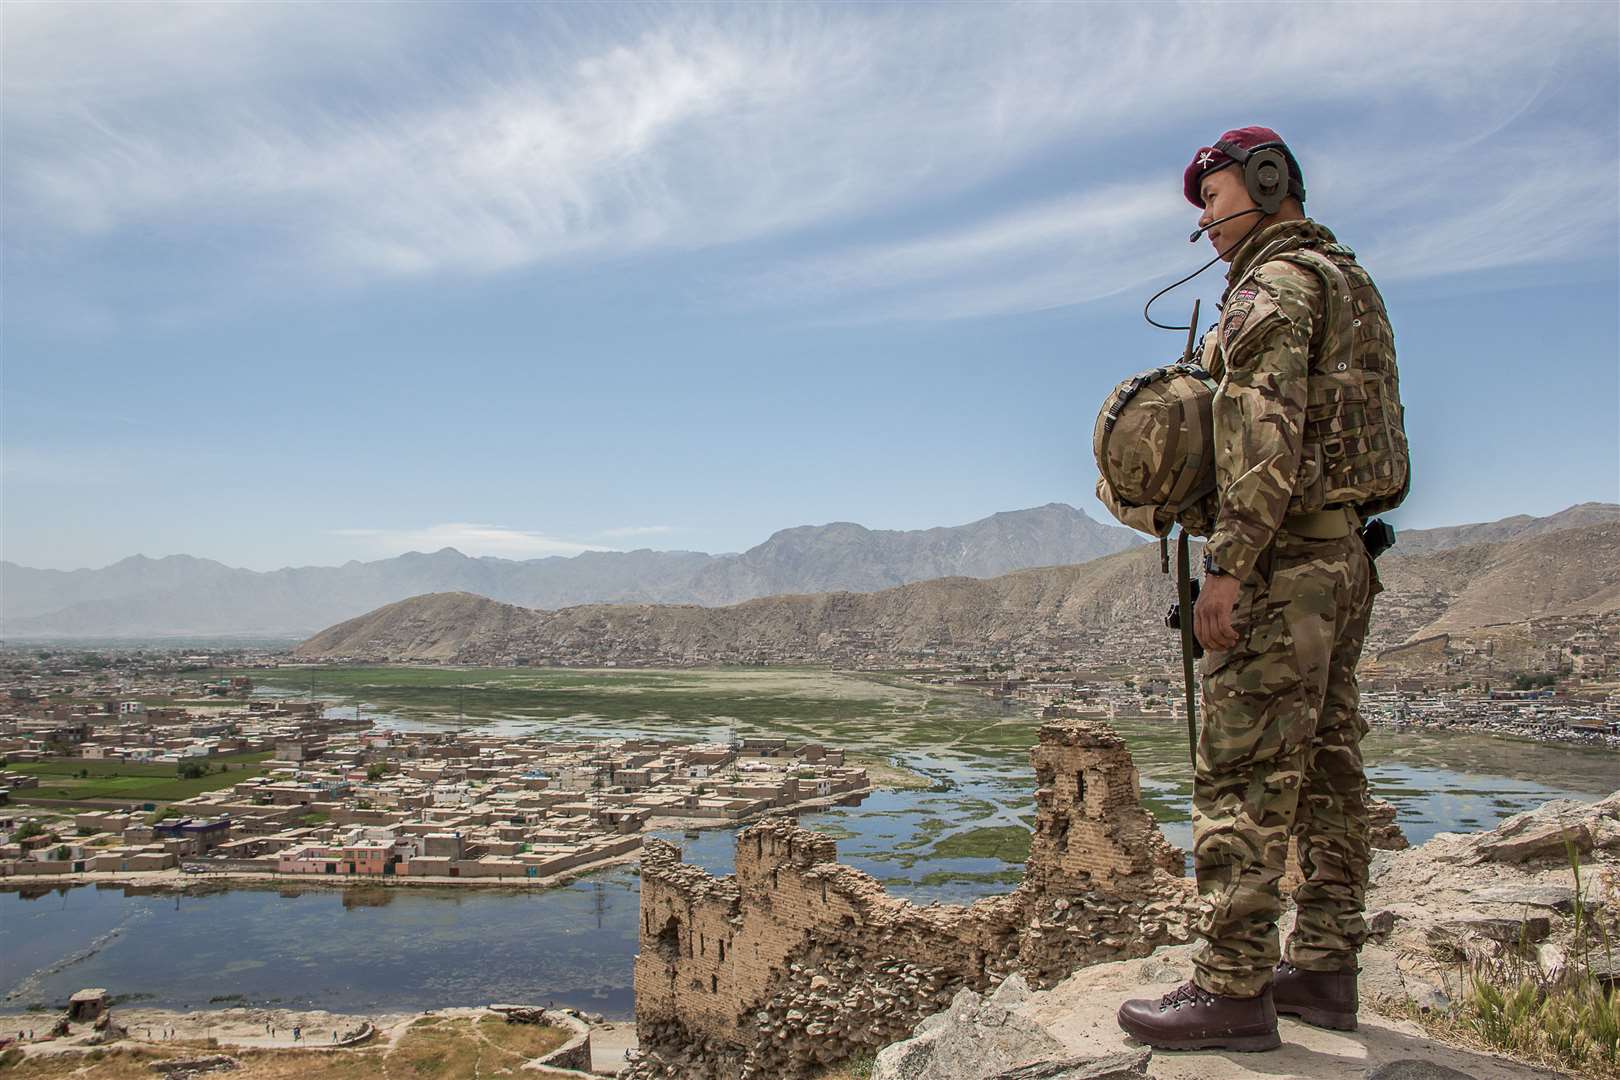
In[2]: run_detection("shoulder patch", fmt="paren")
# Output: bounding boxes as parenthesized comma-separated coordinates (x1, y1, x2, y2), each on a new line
(1221, 300, 1254, 342)
(1221, 281, 1283, 352)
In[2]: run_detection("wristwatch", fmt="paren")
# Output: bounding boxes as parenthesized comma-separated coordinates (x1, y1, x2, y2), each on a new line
(1202, 552, 1229, 577)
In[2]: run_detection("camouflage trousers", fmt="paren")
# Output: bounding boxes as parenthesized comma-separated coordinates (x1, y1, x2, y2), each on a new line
(1191, 530, 1376, 998)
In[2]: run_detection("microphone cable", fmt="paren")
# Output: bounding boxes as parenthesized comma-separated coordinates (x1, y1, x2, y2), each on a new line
(1142, 208, 1267, 332)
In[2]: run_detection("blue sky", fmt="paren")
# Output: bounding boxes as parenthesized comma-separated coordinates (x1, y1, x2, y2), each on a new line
(3, 1, 1617, 571)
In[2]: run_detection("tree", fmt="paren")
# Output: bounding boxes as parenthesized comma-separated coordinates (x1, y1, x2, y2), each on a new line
(366, 763, 387, 782)
(177, 760, 209, 780)
(14, 821, 44, 841)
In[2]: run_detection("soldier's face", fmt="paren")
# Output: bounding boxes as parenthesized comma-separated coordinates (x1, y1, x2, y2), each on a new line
(1197, 166, 1257, 263)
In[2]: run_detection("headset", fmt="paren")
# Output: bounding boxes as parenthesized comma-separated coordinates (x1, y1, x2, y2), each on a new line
(1211, 138, 1305, 216)
(1144, 140, 1307, 331)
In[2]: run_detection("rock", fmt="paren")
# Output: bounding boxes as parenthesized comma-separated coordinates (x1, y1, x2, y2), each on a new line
(1474, 822, 1592, 865)
(1357, 944, 1406, 1005)
(1537, 942, 1568, 983)
(1429, 915, 1551, 946)
(1587, 950, 1620, 986)
(1135, 954, 1184, 984)
(1365, 1061, 1479, 1080)
(1368, 797, 1410, 851)
(1409, 982, 1453, 1013)
(988, 974, 1033, 1009)
(1361, 945, 1452, 1013)
(1366, 909, 1396, 942)
(990, 1049, 1152, 1079)
(1473, 884, 1579, 912)
(150, 1056, 239, 1078)
(872, 985, 1066, 1080)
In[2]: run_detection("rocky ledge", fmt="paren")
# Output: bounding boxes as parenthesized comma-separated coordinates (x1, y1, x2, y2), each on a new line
(872, 791, 1620, 1080)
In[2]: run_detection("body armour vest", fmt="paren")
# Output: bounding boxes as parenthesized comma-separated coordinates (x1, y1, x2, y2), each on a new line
(1227, 241, 1410, 518)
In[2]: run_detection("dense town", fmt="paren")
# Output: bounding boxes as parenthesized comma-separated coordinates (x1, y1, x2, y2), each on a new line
(1, 633, 1615, 886)
(0, 655, 870, 884)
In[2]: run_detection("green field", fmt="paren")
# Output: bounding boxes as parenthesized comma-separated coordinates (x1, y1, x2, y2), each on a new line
(224, 665, 912, 729)
(190, 665, 1045, 762)
(4, 751, 274, 803)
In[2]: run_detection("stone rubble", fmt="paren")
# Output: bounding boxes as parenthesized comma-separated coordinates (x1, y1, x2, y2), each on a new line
(870, 976, 1066, 1080)
(628, 721, 1196, 1079)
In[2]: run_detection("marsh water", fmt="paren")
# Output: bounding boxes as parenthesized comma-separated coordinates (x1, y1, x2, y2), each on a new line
(3, 668, 1615, 1018)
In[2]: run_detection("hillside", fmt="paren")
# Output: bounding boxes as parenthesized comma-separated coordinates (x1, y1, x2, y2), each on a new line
(296, 521, 1620, 667)
(1390, 501, 1619, 553)
(1, 503, 1138, 638)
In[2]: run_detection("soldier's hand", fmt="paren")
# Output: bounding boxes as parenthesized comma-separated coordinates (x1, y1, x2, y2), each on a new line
(1195, 573, 1242, 652)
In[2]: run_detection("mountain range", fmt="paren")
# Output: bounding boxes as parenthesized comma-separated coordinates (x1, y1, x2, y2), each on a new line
(1, 503, 1139, 638)
(296, 507, 1620, 667)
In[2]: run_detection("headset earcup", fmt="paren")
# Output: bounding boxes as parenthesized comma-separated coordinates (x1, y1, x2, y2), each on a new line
(1246, 148, 1288, 215)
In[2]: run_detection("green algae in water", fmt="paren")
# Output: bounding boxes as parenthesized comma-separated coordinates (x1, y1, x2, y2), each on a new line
(932, 826, 1032, 863)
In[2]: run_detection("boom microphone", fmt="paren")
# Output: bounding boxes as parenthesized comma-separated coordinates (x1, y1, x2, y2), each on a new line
(1188, 206, 1266, 243)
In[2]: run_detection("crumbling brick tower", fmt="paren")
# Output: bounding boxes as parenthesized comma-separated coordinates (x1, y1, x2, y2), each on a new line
(1001, 721, 1191, 985)
(629, 720, 1195, 1080)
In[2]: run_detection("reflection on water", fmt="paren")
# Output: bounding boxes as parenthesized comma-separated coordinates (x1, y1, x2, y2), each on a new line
(2, 706, 1612, 1018)
(1, 877, 644, 1018)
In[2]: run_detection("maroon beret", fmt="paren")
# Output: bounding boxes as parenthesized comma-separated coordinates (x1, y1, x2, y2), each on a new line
(1184, 125, 1303, 207)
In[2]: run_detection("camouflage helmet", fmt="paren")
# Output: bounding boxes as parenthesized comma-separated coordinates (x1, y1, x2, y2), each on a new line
(1093, 364, 1220, 537)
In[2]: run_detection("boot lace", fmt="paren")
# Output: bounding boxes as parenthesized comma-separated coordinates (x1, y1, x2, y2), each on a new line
(1158, 982, 1215, 1011)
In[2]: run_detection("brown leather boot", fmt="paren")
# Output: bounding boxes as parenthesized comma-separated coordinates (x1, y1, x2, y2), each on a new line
(1116, 981, 1281, 1052)
(1273, 960, 1358, 1031)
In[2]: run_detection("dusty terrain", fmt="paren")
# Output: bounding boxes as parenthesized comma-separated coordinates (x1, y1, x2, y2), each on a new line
(0, 1005, 625, 1078)
(864, 791, 1620, 1080)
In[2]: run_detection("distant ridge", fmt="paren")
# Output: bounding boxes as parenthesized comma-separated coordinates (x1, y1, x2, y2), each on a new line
(1, 503, 1139, 638)
(296, 517, 1620, 666)
(1390, 502, 1620, 553)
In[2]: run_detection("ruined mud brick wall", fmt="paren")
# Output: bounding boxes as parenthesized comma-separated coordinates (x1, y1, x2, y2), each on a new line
(629, 720, 1196, 1080)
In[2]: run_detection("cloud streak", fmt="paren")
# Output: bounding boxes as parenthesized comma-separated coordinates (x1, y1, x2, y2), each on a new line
(3, 1, 1615, 321)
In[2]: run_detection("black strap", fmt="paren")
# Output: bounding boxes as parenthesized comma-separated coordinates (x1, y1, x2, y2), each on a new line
(1176, 530, 1199, 768)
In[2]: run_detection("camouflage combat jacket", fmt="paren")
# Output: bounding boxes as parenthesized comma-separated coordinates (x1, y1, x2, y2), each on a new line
(1199, 220, 1409, 582)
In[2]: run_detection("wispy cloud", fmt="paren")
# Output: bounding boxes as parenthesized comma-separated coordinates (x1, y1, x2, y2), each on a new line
(1328, 130, 1620, 282)
(331, 523, 608, 559)
(776, 120, 1619, 322)
(755, 181, 1187, 321)
(3, 1, 1614, 320)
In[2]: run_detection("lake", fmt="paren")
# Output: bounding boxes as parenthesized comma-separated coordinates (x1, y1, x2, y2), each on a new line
(3, 669, 1615, 1019)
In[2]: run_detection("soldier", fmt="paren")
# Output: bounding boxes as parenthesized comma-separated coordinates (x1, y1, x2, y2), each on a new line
(1116, 126, 1409, 1051)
